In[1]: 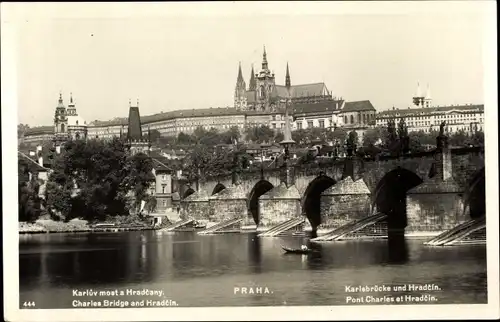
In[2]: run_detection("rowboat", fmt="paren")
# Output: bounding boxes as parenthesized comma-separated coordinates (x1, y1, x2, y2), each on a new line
(281, 245, 313, 254)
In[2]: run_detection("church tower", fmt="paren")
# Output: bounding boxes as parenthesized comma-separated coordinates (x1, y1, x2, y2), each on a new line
(412, 82, 426, 107)
(234, 62, 247, 110)
(424, 83, 432, 108)
(67, 93, 77, 116)
(255, 45, 276, 111)
(53, 92, 68, 148)
(126, 99, 151, 155)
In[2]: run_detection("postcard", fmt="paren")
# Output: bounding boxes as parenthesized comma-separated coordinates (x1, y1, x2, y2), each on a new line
(2, 1, 499, 321)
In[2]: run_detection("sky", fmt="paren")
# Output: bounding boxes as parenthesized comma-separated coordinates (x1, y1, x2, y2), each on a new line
(6, 2, 489, 127)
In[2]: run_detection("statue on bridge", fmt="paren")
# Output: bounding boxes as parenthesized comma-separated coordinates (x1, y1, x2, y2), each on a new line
(439, 121, 446, 136)
(437, 121, 449, 149)
(398, 118, 410, 154)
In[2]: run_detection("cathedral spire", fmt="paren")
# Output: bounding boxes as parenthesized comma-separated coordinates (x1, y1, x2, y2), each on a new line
(249, 64, 256, 91)
(262, 45, 268, 70)
(425, 83, 431, 99)
(235, 61, 246, 90)
(70, 92, 73, 104)
(285, 62, 291, 88)
(237, 61, 244, 82)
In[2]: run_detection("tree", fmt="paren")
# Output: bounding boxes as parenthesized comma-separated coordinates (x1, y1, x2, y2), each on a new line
(468, 130, 484, 146)
(362, 126, 387, 147)
(274, 131, 284, 143)
(149, 129, 162, 143)
(18, 158, 43, 222)
(245, 125, 275, 144)
(121, 152, 155, 214)
(326, 127, 348, 145)
(177, 132, 194, 145)
(44, 138, 155, 222)
(223, 126, 241, 144)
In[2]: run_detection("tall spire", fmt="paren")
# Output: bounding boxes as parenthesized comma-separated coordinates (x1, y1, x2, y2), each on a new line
(237, 61, 244, 82)
(285, 62, 291, 88)
(262, 45, 268, 70)
(415, 82, 422, 97)
(425, 83, 431, 99)
(249, 64, 256, 91)
(235, 62, 246, 90)
(70, 92, 73, 104)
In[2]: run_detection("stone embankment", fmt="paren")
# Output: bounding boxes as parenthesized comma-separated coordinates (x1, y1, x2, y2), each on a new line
(19, 218, 155, 234)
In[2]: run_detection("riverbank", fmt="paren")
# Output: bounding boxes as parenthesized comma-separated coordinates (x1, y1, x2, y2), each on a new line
(19, 218, 156, 234)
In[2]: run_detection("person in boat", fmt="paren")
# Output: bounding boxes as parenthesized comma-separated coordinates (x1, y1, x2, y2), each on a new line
(301, 245, 309, 251)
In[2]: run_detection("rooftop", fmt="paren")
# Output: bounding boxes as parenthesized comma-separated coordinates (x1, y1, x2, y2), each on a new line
(341, 100, 376, 112)
(377, 104, 484, 118)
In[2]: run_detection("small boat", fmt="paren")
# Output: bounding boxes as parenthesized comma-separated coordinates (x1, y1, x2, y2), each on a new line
(281, 245, 314, 254)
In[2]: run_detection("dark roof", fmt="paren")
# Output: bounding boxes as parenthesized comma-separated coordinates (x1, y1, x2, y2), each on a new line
(18, 151, 49, 172)
(293, 100, 343, 115)
(377, 104, 484, 118)
(341, 100, 376, 112)
(152, 158, 173, 172)
(24, 126, 54, 135)
(127, 106, 143, 140)
(275, 83, 330, 98)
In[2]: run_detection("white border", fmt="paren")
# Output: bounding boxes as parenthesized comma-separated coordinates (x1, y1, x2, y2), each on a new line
(2, 1, 499, 321)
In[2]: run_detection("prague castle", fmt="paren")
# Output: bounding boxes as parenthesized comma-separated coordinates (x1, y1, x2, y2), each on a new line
(234, 46, 335, 112)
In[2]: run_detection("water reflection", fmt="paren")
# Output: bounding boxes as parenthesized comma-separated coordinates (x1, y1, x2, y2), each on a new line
(387, 232, 409, 264)
(20, 231, 487, 307)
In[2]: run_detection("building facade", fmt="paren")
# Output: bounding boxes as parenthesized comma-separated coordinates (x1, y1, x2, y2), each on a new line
(376, 84, 484, 134)
(376, 104, 484, 134)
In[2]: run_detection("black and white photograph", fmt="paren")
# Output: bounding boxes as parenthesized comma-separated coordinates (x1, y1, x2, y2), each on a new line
(2, 1, 499, 321)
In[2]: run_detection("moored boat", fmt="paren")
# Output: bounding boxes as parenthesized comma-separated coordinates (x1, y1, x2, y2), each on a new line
(281, 245, 313, 254)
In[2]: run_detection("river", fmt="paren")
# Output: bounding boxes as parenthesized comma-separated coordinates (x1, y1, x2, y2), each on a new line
(19, 231, 487, 308)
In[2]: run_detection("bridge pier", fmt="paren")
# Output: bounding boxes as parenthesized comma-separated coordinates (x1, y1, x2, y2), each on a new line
(208, 184, 247, 223)
(406, 139, 466, 234)
(320, 177, 371, 231)
(406, 179, 465, 233)
(180, 189, 210, 222)
(258, 182, 301, 230)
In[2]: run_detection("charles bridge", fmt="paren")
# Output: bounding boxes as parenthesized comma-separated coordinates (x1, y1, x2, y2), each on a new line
(172, 143, 485, 237)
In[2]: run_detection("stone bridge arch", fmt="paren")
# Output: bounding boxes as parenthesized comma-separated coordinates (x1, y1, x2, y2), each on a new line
(182, 187, 195, 199)
(301, 175, 337, 230)
(212, 183, 227, 195)
(373, 167, 424, 232)
(247, 180, 274, 225)
(463, 167, 485, 219)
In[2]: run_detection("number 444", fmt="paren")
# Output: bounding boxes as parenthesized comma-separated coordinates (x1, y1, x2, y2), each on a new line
(22, 301, 36, 308)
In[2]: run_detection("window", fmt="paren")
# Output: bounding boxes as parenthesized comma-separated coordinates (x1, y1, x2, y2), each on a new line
(307, 121, 313, 128)
(161, 184, 167, 194)
(281, 123, 284, 129)
(350, 115, 354, 124)
(358, 114, 361, 123)
(298, 122, 303, 129)
(272, 123, 276, 129)
(344, 116, 348, 124)
(319, 120, 325, 128)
